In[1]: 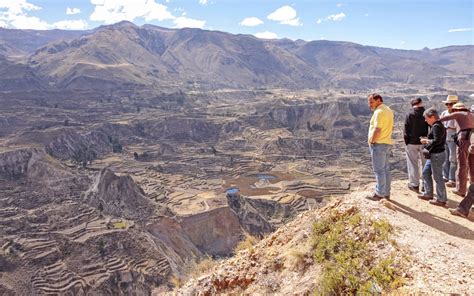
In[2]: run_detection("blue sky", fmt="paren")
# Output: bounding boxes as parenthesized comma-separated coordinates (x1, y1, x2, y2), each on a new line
(0, 0, 472, 49)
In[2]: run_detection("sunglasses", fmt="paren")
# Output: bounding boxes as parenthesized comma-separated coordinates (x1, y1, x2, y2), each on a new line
(445, 103, 454, 106)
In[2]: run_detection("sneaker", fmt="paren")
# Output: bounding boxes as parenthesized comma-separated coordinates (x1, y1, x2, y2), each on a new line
(407, 184, 419, 193)
(417, 194, 432, 201)
(452, 190, 466, 197)
(449, 208, 468, 218)
(446, 181, 456, 188)
(429, 199, 447, 207)
(366, 192, 384, 201)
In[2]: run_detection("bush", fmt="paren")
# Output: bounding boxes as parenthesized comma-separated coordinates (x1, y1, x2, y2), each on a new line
(311, 207, 404, 295)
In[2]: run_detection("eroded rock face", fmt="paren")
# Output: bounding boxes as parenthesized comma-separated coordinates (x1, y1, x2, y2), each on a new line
(0, 148, 32, 180)
(0, 148, 76, 191)
(146, 217, 203, 262)
(46, 129, 111, 163)
(180, 207, 243, 256)
(95, 269, 161, 296)
(226, 194, 295, 237)
(86, 168, 156, 220)
(148, 118, 222, 143)
(266, 99, 368, 133)
(262, 138, 328, 156)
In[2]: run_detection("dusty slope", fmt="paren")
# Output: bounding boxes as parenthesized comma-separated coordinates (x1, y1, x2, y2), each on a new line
(173, 180, 474, 295)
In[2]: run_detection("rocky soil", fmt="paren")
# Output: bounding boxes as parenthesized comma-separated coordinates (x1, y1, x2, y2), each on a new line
(174, 180, 474, 295)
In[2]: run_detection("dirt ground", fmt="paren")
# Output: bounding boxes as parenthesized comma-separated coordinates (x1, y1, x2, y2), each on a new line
(354, 180, 474, 294)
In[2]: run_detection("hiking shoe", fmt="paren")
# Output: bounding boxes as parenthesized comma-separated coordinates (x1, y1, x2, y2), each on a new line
(366, 192, 384, 201)
(452, 190, 466, 197)
(429, 199, 447, 207)
(407, 184, 419, 193)
(446, 181, 456, 188)
(449, 208, 468, 218)
(417, 194, 432, 201)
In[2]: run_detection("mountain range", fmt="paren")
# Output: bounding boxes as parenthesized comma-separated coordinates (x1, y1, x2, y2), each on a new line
(0, 21, 472, 91)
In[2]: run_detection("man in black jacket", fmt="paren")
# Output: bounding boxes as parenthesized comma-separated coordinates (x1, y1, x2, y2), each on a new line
(418, 108, 447, 206)
(404, 98, 429, 193)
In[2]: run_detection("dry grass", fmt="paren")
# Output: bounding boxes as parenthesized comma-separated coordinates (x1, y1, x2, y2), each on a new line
(234, 233, 259, 254)
(169, 275, 183, 288)
(188, 256, 217, 279)
(284, 245, 312, 271)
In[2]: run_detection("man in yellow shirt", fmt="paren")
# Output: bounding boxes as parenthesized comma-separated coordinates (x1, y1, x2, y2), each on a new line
(366, 93, 394, 201)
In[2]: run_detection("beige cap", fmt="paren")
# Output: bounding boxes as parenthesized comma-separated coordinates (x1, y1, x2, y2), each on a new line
(452, 102, 467, 110)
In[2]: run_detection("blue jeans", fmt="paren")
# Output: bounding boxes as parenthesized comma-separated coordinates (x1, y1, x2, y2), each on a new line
(443, 141, 457, 182)
(370, 144, 391, 197)
(422, 152, 447, 202)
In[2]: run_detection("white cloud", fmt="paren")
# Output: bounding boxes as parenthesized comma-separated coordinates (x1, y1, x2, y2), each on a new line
(254, 31, 278, 39)
(0, 0, 88, 30)
(448, 28, 472, 33)
(0, 0, 49, 29)
(90, 0, 175, 24)
(327, 13, 346, 21)
(267, 5, 302, 26)
(66, 7, 81, 15)
(337, 3, 343, 7)
(281, 17, 301, 26)
(318, 12, 346, 24)
(173, 16, 205, 28)
(239, 17, 263, 27)
(199, 0, 208, 5)
(400, 41, 406, 45)
(53, 20, 88, 30)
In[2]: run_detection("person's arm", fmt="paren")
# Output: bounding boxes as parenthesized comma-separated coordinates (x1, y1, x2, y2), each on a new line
(369, 128, 381, 144)
(440, 112, 460, 122)
(369, 110, 384, 144)
(426, 125, 444, 148)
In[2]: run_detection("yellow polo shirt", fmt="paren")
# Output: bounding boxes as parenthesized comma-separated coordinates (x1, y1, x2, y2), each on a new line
(368, 104, 394, 145)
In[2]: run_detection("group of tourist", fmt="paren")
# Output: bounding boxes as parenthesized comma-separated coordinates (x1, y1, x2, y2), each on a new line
(366, 93, 473, 219)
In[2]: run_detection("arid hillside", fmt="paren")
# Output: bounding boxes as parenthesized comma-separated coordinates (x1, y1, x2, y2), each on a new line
(174, 180, 474, 295)
(0, 22, 472, 91)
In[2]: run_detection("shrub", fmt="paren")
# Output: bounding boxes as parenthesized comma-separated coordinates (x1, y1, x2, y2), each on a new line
(311, 207, 405, 295)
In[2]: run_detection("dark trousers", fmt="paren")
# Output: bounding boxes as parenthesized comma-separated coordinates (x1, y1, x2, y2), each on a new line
(456, 136, 471, 194)
(458, 183, 474, 215)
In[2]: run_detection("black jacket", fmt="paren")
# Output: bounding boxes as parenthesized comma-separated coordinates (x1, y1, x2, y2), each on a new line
(404, 107, 429, 145)
(425, 121, 446, 154)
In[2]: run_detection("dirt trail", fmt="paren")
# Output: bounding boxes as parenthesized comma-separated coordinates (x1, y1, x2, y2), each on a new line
(354, 180, 474, 294)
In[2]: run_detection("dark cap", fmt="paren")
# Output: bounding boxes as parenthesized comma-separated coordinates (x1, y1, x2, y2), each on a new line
(410, 98, 422, 106)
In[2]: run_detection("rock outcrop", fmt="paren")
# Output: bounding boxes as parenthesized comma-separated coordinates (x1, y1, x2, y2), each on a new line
(85, 168, 158, 220)
(180, 207, 242, 256)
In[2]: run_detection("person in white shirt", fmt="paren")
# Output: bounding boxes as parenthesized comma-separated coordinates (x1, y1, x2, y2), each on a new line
(440, 95, 458, 187)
